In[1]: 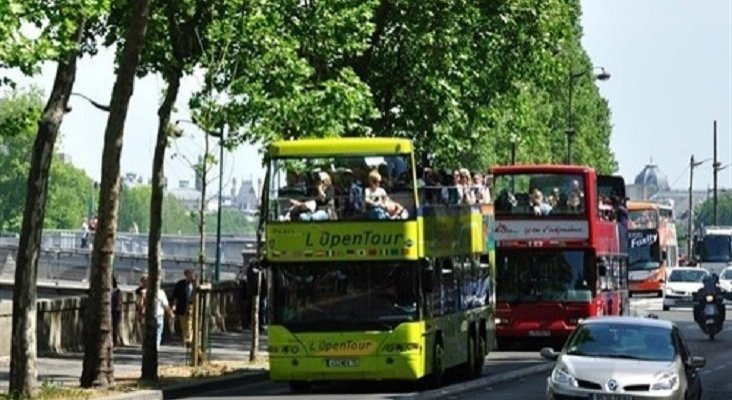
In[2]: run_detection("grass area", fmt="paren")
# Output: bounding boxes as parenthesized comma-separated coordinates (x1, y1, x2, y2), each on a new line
(1, 359, 268, 399)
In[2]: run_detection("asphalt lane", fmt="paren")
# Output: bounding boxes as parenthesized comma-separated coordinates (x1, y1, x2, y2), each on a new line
(455, 296, 732, 400)
(180, 297, 732, 399)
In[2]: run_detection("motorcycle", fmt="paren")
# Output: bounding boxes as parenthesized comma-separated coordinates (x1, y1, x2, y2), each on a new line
(693, 287, 725, 340)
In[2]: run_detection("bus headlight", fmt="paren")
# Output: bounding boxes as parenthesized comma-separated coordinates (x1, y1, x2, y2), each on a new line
(383, 343, 420, 353)
(495, 317, 510, 325)
(269, 344, 302, 354)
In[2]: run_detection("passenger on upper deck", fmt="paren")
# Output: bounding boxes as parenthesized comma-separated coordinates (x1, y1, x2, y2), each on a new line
(365, 170, 406, 220)
(530, 188, 552, 216)
(457, 168, 476, 205)
(472, 171, 491, 204)
(288, 171, 336, 221)
(567, 179, 585, 211)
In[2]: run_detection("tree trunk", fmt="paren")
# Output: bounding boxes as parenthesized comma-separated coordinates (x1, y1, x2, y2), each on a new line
(141, 71, 181, 380)
(249, 269, 261, 362)
(192, 134, 210, 366)
(8, 21, 85, 398)
(81, 0, 153, 388)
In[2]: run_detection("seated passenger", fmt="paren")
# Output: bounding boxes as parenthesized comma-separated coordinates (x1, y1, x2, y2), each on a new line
(365, 170, 406, 220)
(288, 172, 335, 221)
(341, 169, 364, 218)
(567, 179, 584, 211)
(530, 188, 552, 216)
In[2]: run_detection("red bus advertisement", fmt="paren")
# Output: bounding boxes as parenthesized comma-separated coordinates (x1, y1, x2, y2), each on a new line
(490, 165, 629, 348)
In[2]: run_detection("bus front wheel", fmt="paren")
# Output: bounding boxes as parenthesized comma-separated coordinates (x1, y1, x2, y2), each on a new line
(431, 342, 445, 388)
(473, 333, 486, 378)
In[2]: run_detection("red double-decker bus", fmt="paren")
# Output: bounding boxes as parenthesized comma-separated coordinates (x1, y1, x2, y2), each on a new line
(490, 165, 629, 348)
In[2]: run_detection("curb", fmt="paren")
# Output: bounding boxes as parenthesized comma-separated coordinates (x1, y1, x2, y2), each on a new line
(409, 362, 554, 400)
(161, 369, 269, 399)
(99, 390, 163, 400)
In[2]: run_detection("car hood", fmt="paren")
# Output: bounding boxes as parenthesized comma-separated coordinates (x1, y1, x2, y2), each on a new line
(665, 281, 703, 294)
(560, 355, 675, 388)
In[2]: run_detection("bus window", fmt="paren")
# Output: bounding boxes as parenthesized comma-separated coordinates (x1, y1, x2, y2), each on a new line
(492, 173, 585, 217)
(267, 155, 416, 222)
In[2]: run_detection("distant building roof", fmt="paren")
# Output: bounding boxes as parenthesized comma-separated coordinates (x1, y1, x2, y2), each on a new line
(634, 164, 670, 191)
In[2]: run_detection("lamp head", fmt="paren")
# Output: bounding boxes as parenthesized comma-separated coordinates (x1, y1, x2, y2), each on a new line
(596, 68, 611, 81)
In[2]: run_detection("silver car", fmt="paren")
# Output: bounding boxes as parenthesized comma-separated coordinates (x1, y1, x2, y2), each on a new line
(542, 317, 704, 400)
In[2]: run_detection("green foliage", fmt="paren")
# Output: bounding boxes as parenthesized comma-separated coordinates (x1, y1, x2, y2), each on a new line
(193, 0, 380, 143)
(193, 0, 616, 174)
(0, 88, 95, 232)
(694, 192, 732, 229)
(0, 0, 110, 77)
(45, 162, 93, 230)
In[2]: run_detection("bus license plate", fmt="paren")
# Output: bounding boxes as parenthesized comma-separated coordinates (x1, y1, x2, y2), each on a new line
(325, 359, 359, 368)
(528, 330, 550, 337)
(591, 394, 632, 400)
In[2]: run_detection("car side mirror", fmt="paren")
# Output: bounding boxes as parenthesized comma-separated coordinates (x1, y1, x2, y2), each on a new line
(686, 356, 705, 369)
(540, 347, 558, 361)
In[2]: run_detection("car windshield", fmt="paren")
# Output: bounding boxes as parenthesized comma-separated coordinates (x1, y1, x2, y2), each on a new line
(722, 269, 732, 280)
(668, 269, 709, 283)
(566, 323, 676, 362)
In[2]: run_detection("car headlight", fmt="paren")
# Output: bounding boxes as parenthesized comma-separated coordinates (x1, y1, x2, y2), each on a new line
(665, 287, 674, 295)
(551, 366, 578, 387)
(650, 371, 678, 391)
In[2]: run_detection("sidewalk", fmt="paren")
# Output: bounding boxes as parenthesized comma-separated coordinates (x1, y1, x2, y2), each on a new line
(0, 330, 268, 393)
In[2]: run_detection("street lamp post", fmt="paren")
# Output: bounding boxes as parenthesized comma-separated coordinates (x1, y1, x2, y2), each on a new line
(566, 67, 611, 164)
(688, 155, 709, 257)
(176, 119, 225, 282)
(212, 125, 225, 283)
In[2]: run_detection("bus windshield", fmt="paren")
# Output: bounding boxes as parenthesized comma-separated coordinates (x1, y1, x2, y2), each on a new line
(628, 230, 660, 271)
(496, 250, 593, 302)
(267, 155, 415, 222)
(271, 262, 419, 332)
(492, 173, 586, 217)
(629, 210, 658, 229)
(699, 235, 732, 262)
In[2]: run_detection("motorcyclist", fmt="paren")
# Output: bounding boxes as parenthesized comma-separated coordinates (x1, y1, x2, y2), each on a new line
(693, 274, 725, 332)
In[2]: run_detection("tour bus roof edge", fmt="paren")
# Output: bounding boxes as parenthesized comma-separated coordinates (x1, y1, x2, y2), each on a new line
(269, 137, 414, 157)
(627, 201, 669, 211)
(490, 164, 595, 175)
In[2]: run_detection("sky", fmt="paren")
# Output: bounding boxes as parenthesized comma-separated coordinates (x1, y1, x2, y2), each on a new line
(4, 1, 732, 193)
(580, 0, 731, 190)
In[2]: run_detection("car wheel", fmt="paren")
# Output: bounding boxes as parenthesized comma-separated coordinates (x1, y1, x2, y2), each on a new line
(662, 305, 670, 311)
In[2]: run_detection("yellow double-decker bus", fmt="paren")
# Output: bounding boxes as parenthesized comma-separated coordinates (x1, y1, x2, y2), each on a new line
(259, 138, 494, 391)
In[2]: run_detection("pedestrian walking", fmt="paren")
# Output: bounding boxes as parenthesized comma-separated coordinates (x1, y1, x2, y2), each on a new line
(171, 268, 196, 345)
(111, 276, 123, 347)
(135, 275, 147, 342)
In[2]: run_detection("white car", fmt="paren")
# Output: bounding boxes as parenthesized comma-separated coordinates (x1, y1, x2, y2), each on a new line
(719, 267, 732, 299)
(662, 267, 710, 311)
